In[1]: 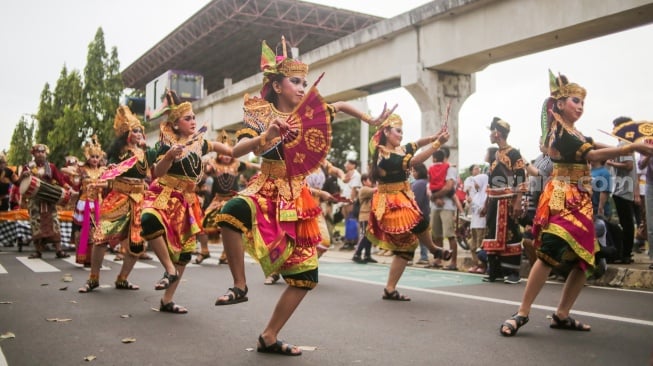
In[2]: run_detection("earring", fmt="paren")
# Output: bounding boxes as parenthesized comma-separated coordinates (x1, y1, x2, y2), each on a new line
(173, 125, 179, 131)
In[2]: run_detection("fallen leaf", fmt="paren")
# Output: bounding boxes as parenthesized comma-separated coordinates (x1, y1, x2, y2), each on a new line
(121, 337, 136, 343)
(0, 301, 13, 304)
(120, 314, 131, 318)
(299, 346, 317, 351)
(84, 355, 97, 361)
(62, 274, 73, 282)
(151, 307, 160, 312)
(59, 286, 68, 291)
(70, 300, 78, 304)
(46, 318, 73, 322)
(0, 332, 16, 340)
(40, 284, 49, 286)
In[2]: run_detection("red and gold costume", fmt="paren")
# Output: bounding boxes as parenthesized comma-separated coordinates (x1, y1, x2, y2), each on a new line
(366, 115, 429, 260)
(216, 40, 331, 287)
(141, 95, 211, 264)
(72, 137, 106, 265)
(94, 107, 157, 256)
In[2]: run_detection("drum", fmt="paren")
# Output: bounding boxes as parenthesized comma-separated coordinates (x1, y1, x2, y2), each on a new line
(19, 176, 71, 206)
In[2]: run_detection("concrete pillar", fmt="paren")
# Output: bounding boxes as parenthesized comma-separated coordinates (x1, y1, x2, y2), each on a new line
(401, 63, 474, 168)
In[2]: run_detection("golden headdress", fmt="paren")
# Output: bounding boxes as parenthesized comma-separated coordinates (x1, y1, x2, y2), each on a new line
(549, 69, 586, 100)
(113, 105, 144, 137)
(83, 135, 104, 160)
(217, 129, 235, 147)
(260, 36, 309, 97)
(159, 89, 204, 148)
(369, 114, 403, 154)
(164, 89, 193, 124)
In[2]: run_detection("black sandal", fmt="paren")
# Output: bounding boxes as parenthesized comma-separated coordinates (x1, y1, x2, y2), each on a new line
(78, 279, 99, 293)
(159, 300, 188, 314)
(154, 271, 179, 291)
(550, 313, 591, 331)
(431, 248, 452, 261)
(194, 252, 211, 264)
(256, 335, 302, 356)
(214, 286, 248, 305)
(55, 250, 70, 258)
(115, 279, 139, 290)
(382, 288, 411, 301)
(500, 313, 529, 336)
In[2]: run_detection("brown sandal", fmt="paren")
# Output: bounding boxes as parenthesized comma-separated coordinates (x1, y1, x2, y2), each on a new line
(382, 288, 411, 301)
(78, 279, 100, 293)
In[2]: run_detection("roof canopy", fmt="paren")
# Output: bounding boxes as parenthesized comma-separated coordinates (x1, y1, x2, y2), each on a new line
(122, 0, 381, 93)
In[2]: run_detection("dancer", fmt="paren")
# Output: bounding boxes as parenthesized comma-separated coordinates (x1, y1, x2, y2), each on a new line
(212, 37, 395, 356)
(366, 114, 451, 301)
(141, 90, 232, 314)
(78, 106, 158, 293)
(499, 71, 653, 336)
(198, 130, 259, 265)
(71, 137, 106, 267)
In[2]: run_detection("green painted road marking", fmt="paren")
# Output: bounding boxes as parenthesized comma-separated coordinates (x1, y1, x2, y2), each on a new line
(320, 262, 484, 288)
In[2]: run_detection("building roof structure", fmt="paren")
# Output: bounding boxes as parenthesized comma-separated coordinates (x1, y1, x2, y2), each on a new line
(122, 0, 381, 93)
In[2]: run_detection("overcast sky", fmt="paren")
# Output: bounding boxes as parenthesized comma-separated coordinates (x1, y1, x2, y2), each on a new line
(1, 1, 652, 169)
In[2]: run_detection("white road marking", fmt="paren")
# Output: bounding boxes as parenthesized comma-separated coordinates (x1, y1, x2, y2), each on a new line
(15, 257, 59, 273)
(321, 272, 653, 328)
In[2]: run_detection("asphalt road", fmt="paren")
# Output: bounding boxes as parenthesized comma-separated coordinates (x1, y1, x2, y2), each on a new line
(1, 245, 652, 366)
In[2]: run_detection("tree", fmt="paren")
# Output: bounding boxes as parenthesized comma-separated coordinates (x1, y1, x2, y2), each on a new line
(18, 27, 123, 167)
(327, 118, 374, 169)
(82, 28, 123, 148)
(7, 115, 34, 166)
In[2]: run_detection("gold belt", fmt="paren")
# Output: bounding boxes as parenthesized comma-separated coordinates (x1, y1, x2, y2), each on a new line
(113, 179, 144, 194)
(377, 181, 409, 193)
(260, 159, 287, 179)
(158, 175, 196, 193)
(552, 163, 590, 184)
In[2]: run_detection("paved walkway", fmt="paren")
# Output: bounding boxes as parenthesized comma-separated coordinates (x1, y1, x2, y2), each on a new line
(322, 239, 653, 290)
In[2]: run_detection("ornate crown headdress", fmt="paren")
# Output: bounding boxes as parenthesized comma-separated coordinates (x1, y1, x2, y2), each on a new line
(369, 114, 403, 154)
(83, 135, 104, 160)
(113, 105, 144, 137)
(217, 129, 235, 147)
(548, 69, 586, 100)
(260, 35, 309, 97)
(164, 89, 192, 124)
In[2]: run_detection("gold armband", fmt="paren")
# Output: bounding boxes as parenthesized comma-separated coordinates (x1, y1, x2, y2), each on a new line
(259, 132, 268, 147)
(431, 140, 441, 150)
(361, 113, 372, 123)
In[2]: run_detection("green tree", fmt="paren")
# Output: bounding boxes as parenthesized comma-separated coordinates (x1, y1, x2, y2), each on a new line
(82, 28, 122, 148)
(36, 67, 84, 166)
(7, 115, 34, 166)
(328, 118, 374, 169)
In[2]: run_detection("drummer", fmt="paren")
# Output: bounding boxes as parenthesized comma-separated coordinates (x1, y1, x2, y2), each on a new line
(19, 144, 72, 259)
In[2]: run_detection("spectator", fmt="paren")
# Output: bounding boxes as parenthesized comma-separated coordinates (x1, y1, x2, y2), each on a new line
(607, 116, 639, 264)
(466, 164, 488, 273)
(429, 146, 459, 270)
(410, 163, 431, 265)
(481, 117, 526, 284)
(352, 174, 377, 263)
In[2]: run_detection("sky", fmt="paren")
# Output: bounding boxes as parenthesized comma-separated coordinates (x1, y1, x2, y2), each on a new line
(1, 1, 652, 170)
